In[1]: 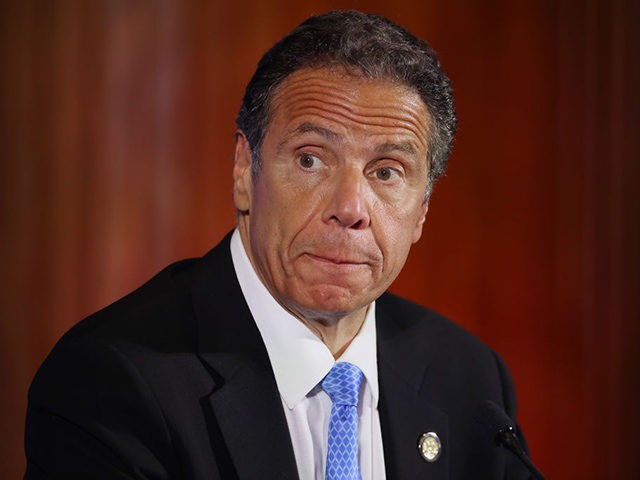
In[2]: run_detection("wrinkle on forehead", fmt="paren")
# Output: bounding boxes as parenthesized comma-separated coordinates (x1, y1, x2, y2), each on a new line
(268, 67, 432, 155)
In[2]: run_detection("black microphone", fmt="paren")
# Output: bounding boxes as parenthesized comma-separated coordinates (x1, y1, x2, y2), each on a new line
(474, 400, 546, 480)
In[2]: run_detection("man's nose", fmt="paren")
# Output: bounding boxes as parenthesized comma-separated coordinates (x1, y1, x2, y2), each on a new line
(322, 169, 371, 230)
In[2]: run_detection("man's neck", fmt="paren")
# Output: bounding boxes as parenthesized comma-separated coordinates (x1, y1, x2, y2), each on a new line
(292, 306, 369, 358)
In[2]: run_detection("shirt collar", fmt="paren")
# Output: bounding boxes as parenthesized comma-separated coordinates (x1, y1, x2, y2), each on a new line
(229, 229, 379, 410)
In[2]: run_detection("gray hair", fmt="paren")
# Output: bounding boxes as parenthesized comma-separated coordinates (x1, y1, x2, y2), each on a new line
(236, 10, 457, 198)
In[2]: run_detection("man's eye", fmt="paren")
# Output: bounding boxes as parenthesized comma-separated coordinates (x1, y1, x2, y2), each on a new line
(298, 154, 321, 169)
(375, 167, 398, 181)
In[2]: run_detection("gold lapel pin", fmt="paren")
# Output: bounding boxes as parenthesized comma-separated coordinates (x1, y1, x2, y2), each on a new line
(418, 432, 442, 463)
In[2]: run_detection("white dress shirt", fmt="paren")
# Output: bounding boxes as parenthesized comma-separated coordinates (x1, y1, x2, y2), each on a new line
(230, 230, 386, 480)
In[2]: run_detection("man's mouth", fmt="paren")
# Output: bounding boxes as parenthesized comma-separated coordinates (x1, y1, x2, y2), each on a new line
(304, 252, 367, 266)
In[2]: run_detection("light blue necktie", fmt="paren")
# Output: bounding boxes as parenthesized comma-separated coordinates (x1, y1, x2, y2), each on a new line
(321, 362, 363, 480)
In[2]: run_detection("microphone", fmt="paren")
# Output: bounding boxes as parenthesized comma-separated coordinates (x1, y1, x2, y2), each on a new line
(474, 400, 546, 480)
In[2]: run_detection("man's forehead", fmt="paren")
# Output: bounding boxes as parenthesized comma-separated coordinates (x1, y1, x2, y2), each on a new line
(269, 66, 428, 116)
(265, 66, 432, 148)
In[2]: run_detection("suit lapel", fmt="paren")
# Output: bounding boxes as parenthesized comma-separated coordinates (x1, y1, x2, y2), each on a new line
(191, 235, 299, 479)
(377, 296, 450, 479)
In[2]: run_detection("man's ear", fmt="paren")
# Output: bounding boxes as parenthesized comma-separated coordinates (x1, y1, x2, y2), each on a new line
(233, 130, 253, 213)
(412, 201, 429, 243)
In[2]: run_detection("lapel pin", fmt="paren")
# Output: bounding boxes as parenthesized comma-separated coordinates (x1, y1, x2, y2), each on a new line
(418, 432, 442, 463)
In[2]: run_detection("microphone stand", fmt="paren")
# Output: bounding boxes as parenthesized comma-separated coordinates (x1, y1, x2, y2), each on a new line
(497, 425, 546, 480)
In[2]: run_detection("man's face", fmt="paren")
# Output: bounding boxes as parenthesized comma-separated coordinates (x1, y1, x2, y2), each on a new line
(234, 67, 431, 321)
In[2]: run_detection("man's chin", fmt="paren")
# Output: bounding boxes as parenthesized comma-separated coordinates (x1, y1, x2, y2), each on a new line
(287, 285, 372, 323)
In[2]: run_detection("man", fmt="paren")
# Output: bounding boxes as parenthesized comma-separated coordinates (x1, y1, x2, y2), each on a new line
(25, 11, 532, 480)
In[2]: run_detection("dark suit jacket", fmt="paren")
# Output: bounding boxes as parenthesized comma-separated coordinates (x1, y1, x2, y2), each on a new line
(25, 233, 532, 479)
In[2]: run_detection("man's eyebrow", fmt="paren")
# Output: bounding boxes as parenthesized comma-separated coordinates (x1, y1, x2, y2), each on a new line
(276, 123, 419, 157)
(375, 141, 418, 156)
(277, 122, 340, 152)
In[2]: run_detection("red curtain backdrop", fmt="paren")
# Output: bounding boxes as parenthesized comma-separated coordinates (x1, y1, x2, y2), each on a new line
(1, 1, 638, 478)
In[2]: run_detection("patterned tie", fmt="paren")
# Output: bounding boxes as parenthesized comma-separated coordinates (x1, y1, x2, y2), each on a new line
(321, 362, 363, 480)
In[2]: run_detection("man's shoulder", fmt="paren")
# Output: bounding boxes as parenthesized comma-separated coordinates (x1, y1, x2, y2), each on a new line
(28, 236, 236, 399)
(28, 236, 237, 416)
(58, 234, 235, 350)
(377, 291, 492, 354)
(376, 291, 518, 417)
(376, 291, 512, 390)
(61, 256, 202, 349)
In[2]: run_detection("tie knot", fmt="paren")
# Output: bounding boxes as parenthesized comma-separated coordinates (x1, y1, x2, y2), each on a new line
(321, 362, 363, 406)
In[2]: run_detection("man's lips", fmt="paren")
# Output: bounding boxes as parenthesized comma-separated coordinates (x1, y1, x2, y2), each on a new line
(302, 252, 377, 267)
(303, 252, 371, 266)
(296, 237, 382, 267)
